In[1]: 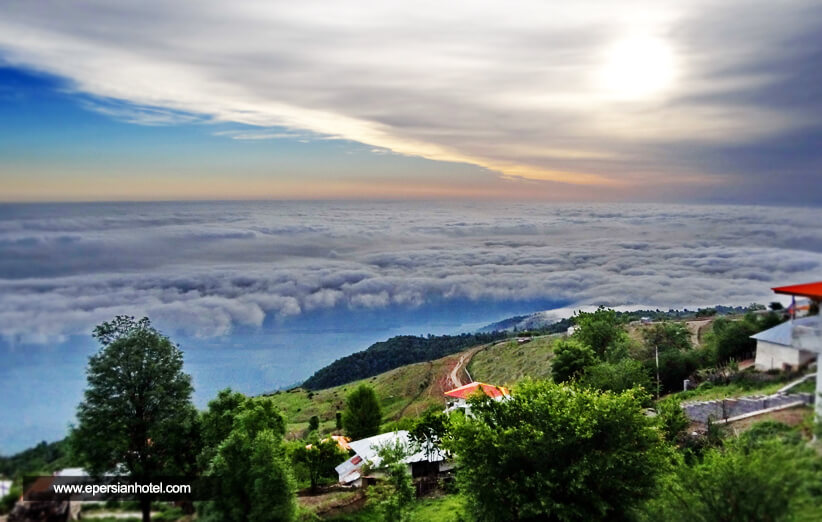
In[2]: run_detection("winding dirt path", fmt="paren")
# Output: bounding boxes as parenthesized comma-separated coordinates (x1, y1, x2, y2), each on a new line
(448, 344, 492, 389)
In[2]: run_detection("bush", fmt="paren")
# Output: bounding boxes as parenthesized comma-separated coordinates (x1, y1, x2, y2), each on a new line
(655, 397, 689, 443)
(449, 380, 671, 521)
(551, 338, 597, 383)
(642, 438, 822, 521)
(581, 359, 653, 401)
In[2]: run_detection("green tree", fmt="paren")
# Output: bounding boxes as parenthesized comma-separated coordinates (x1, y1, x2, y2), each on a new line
(342, 384, 382, 440)
(448, 380, 670, 521)
(335, 412, 343, 430)
(551, 338, 596, 383)
(580, 359, 652, 400)
(655, 397, 689, 443)
(642, 322, 692, 355)
(71, 316, 199, 522)
(290, 437, 348, 493)
(711, 317, 759, 363)
(573, 307, 628, 358)
(205, 398, 296, 522)
(198, 388, 249, 470)
(643, 439, 822, 521)
(408, 406, 450, 459)
(308, 415, 320, 432)
(365, 440, 415, 522)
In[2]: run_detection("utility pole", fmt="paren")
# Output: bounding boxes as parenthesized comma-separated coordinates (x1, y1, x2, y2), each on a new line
(655, 344, 660, 399)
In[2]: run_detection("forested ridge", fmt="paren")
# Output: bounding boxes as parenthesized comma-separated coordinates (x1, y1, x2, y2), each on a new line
(302, 331, 508, 390)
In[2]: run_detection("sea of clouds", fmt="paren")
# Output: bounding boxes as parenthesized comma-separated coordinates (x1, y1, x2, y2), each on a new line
(1, 201, 820, 345)
(2, 201, 822, 452)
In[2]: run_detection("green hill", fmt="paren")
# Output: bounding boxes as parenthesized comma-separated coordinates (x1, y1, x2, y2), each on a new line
(302, 331, 507, 390)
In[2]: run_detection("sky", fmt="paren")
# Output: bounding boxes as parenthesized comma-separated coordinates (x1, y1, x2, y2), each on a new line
(1, 0, 821, 203)
(2, 201, 822, 452)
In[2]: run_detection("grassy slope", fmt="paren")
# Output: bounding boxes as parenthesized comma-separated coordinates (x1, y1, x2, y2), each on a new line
(265, 350, 472, 439)
(467, 336, 557, 386)
(328, 494, 466, 522)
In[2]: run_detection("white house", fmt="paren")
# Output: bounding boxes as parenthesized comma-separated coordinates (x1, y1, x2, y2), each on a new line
(753, 281, 822, 420)
(443, 381, 510, 415)
(752, 316, 818, 371)
(335, 430, 450, 487)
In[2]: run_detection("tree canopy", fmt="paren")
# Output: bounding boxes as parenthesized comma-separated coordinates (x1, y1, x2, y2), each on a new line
(342, 384, 383, 440)
(550, 338, 596, 383)
(71, 316, 199, 522)
(202, 397, 295, 522)
(448, 380, 670, 521)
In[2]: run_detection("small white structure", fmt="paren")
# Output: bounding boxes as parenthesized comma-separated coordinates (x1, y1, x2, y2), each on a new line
(0, 479, 12, 497)
(752, 316, 818, 371)
(566, 325, 577, 336)
(335, 431, 450, 487)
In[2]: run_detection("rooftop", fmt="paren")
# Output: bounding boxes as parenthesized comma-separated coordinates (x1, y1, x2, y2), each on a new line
(772, 281, 822, 300)
(444, 381, 510, 400)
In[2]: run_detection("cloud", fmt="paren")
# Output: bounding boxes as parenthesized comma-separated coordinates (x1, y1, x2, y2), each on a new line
(1, 202, 821, 344)
(0, 1, 820, 198)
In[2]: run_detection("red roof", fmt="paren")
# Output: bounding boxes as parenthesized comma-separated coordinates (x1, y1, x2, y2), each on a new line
(772, 281, 822, 300)
(444, 382, 510, 400)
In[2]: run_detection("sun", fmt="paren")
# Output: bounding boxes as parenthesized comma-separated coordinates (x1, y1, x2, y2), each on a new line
(598, 36, 677, 101)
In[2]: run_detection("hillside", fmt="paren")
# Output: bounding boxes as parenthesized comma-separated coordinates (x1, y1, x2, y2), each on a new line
(302, 331, 507, 390)
(267, 346, 484, 439)
(468, 335, 558, 385)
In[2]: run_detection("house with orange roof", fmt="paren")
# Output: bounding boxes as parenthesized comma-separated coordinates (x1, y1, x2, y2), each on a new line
(444, 381, 510, 414)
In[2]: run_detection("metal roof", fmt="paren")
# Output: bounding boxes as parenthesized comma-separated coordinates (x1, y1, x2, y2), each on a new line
(772, 281, 822, 300)
(751, 316, 821, 353)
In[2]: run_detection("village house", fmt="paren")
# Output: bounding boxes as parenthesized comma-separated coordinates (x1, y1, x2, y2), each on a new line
(751, 281, 822, 419)
(444, 381, 510, 415)
(334, 430, 450, 488)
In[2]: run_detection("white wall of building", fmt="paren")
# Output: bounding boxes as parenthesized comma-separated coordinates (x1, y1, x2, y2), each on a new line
(754, 340, 815, 371)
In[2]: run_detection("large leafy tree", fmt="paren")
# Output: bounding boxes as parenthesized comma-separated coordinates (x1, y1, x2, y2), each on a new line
(641, 322, 692, 355)
(573, 307, 628, 358)
(448, 380, 670, 521)
(290, 437, 347, 492)
(198, 388, 249, 470)
(342, 384, 382, 440)
(551, 338, 596, 383)
(71, 316, 199, 522)
(580, 358, 653, 400)
(204, 398, 296, 522)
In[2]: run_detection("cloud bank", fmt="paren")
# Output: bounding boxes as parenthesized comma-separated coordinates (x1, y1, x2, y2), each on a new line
(1, 1, 821, 199)
(1, 201, 820, 344)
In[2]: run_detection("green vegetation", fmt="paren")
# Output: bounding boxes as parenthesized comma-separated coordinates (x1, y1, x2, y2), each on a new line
(672, 372, 800, 402)
(290, 437, 348, 493)
(643, 436, 822, 521)
(448, 380, 671, 521)
(71, 316, 199, 522)
(328, 494, 466, 522)
(363, 441, 415, 522)
(303, 332, 507, 390)
(0, 439, 75, 479)
(551, 338, 595, 383)
(468, 336, 555, 384)
(342, 384, 383, 440)
(201, 397, 296, 522)
(264, 353, 462, 438)
(573, 306, 630, 358)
